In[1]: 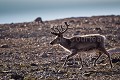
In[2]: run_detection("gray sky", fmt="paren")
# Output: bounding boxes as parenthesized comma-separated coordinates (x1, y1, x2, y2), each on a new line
(0, 0, 120, 24)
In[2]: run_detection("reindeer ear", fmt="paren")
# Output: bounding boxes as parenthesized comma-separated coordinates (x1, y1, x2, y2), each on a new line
(51, 32, 58, 35)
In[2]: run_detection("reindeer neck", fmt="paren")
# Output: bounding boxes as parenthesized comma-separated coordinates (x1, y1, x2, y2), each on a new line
(59, 38, 71, 49)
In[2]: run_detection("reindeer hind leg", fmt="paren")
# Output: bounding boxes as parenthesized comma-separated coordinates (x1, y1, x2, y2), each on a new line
(100, 48, 113, 68)
(94, 51, 103, 66)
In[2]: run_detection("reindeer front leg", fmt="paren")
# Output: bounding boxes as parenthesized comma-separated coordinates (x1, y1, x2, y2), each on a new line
(77, 53, 83, 69)
(62, 49, 78, 67)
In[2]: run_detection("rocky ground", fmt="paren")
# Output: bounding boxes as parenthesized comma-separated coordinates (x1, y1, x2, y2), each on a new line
(0, 15, 120, 80)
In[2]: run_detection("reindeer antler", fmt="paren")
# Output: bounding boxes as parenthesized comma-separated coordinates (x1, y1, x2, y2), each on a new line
(51, 22, 69, 35)
(61, 22, 70, 34)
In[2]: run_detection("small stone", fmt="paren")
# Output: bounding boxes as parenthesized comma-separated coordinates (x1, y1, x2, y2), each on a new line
(58, 69, 66, 74)
(47, 52, 53, 55)
(83, 72, 92, 77)
(11, 74, 24, 80)
(40, 52, 48, 58)
(34, 17, 43, 23)
(112, 58, 120, 63)
(1, 44, 10, 48)
(30, 63, 38, 66)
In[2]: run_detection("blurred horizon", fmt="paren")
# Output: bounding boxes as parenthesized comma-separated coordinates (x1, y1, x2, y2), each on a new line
(0, 0, 120, 24)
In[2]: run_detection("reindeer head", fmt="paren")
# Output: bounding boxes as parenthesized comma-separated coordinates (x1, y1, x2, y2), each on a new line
(50, 22, 70, 45)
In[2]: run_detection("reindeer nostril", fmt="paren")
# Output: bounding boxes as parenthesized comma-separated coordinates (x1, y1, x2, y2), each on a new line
(50, 42, 53, 45)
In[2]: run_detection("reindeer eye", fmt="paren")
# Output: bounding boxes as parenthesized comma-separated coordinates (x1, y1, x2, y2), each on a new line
(57, 38, 60, 40)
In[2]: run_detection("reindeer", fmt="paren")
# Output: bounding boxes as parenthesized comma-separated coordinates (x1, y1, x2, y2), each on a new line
(50, 22, 113, 69)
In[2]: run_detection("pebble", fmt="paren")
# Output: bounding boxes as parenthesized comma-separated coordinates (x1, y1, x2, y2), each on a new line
(0, 44, 10, 48)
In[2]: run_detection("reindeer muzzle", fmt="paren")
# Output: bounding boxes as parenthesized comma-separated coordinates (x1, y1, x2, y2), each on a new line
(50, 41, 54, 45)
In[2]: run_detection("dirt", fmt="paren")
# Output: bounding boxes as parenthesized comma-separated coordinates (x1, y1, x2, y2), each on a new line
(0, 15, 120, 80)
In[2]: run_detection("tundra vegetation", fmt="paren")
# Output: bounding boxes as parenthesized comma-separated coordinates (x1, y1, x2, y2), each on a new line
(0, 15, 120, 80)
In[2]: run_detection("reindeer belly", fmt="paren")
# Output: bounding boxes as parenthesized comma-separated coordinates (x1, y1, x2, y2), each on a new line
(77, 43, 98, 51)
